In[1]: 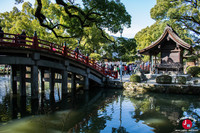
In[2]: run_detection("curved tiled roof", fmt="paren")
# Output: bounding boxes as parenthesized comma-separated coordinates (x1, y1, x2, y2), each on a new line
(139, 25, 192, 55)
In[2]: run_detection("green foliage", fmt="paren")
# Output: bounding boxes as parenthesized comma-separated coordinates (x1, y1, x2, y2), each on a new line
(187, 66, 200, 77)
(150, 0, 200, 44)
(32, 0, 131, 42)
(79, 25, 112, 56)
(186, 55, 198, 62)
(177, 76, 186, 84)
(112, 37, 137, 61)
(156, 75, 172, 84)
(89, 53, 101, 61)
(130, 74, 141, 83)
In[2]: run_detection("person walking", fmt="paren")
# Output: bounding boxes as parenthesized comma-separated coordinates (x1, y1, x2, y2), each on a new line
(117, 65, 120, 75)
(19, 29, 26, 44)
(74, 46, 80, 59)
(129, 64, 132, 75)
(124, 65, 127, 75)
(75, 46, 80, 54)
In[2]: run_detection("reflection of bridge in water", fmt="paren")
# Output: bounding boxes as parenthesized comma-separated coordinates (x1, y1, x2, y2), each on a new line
(0, 76, 105, 124)
(0, 33, 117, 99)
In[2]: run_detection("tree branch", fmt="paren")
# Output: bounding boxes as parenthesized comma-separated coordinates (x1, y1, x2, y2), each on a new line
(180, 20, 200, 35)
(96, 25, 115, 43)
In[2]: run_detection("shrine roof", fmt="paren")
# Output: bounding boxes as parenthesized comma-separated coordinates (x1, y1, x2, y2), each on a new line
(139, 25, 192, 55)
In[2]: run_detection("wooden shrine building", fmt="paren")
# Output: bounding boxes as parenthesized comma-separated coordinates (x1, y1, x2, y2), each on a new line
(139, 25, 193, 74)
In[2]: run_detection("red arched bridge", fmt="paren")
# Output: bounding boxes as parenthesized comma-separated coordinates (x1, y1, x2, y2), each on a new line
(0, 33, 117, 99)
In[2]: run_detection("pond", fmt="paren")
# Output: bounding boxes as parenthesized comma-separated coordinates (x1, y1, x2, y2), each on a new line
(0, 75, 200, 133)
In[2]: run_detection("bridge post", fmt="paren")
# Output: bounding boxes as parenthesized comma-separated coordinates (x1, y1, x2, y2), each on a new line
(31, 65, 38, 99)
(11, 65, 17, 95)
(19, 65, 26, 96)
(84, 68, 90, 90)
(31, 53, 40, 99)
(31, 99, 39, 115)
(49, 68, 55, 97)
(14, 35, 18, 45)
(40, 69, 45, 93)
(62, 69, 68, 97)
(102, 67, 105, 75)
(62, 61, 69, 98)
(62, 44, 67, 56)
(20, 96, 27, 117)
(71, 73, 76, 96)
(11, 96, 18, 119)
(93, 60, 95, 68)
(33, 31, 38, 49)
(76, 53, 78, 59)
(86, 55, 89, 65)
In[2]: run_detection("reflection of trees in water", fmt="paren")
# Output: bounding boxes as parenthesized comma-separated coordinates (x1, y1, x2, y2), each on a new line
(0, 95, 38, 124)
(127, 92, 200, 132)
(68, 91, 121, 132)
(0, 94, 11, 123)
(112, 126, 128, 133)
(0, 77, 11, 123)
(21, 90, 113, 132)
(69, 91, 130, 133)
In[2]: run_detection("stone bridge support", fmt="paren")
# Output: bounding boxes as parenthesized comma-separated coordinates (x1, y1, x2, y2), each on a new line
(84, 68, 90, 90)
(31, 53, 40, 99)
(62, 61, 69, 98)
(19, 65, 26, 96)
(71, 73, 76, 97)
(11, 65, 17, 95)
(62, 69, 68, 98)
(31, 65, 38, 99)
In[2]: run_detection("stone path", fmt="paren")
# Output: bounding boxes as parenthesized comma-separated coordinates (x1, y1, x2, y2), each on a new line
(112, 74, 131, 82)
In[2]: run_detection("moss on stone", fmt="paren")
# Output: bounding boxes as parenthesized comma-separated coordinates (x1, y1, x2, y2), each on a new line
(156, 75, 172, 84)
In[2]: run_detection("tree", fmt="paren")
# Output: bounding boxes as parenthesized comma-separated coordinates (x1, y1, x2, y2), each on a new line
(150, 0, 200, 44)
(8, 0, 132, 61)
(112, 37, 137, 61)
(0, 1, 116, 58)
(0, 2, 60, 43)
(14, 0, 131, 42)
(78, 25, 113, 55)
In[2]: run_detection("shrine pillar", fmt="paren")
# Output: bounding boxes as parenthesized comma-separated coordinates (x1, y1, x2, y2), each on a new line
(149, 54, 153, 74)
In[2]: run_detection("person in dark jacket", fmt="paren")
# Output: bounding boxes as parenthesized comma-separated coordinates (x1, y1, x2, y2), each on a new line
(75, 46, 79, 54)
(19, 29, 26, 44)
(0, 26, 4, 42)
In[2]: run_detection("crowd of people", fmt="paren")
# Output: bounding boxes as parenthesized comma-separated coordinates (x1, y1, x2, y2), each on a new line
(104, 63, 138, 76)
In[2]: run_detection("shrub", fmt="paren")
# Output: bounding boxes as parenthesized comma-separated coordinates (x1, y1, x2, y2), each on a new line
(186, 56, 198, 62)
(130, 74, 141, 83)
(156, 75, 172, 84)
(187, 66, 200, 77)
(176, 76, 186, 84)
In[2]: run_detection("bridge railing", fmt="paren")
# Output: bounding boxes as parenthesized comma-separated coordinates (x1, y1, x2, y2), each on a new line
(0, 33, 118, 79)
(0, 33, 34, 48)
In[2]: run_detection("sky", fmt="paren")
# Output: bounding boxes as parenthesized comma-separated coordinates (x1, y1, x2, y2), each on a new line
(0, 0, 156, 38)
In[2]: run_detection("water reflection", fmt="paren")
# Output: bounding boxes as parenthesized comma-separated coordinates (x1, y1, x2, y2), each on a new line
(68, 91, 200, 133)
(0, 75, 200, 133)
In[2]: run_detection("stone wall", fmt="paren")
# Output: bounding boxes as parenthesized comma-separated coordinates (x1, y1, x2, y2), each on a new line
(123, 82, 200, 95)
